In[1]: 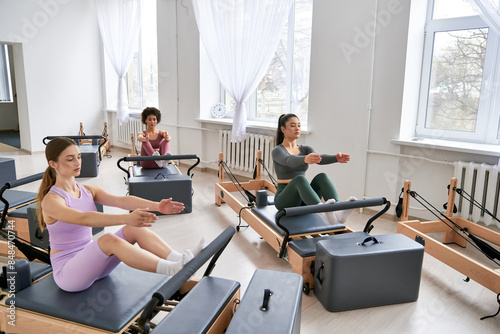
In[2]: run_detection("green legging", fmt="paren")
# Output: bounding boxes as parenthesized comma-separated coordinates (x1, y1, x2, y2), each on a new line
(274, 173, 339, 210)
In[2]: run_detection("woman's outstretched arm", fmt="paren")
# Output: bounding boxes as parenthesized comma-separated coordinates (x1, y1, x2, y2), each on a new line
(86, 185, 184, 214)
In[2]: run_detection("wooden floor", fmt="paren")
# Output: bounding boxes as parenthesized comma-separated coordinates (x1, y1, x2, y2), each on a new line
(1, 147, 499, 333)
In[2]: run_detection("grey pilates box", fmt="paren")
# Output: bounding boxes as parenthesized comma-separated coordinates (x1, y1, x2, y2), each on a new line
(128, 174, 192, 214)
(314, 232, 424, 312)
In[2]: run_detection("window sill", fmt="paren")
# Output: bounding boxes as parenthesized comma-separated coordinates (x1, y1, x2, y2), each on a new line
(196, 117, 310, 134)
(392, 137, 500, 157)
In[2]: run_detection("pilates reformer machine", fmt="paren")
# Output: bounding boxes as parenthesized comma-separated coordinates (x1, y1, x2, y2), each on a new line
(43, 135, 108, 178)
(79, 121, 111, 158)
(398, 178, 500, 319)
(117, 153, 200, 214)
(215, 151, 391, 294)
(0, 226, 304, 334)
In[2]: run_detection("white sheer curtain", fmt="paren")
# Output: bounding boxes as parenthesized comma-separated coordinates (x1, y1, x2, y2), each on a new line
(471, 0, 500, 34)
(192, 0, 293, 142)
(95, 0, 142, 124)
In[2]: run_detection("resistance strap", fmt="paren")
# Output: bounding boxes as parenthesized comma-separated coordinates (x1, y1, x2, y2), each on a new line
(454, 187, 500, 226)
(408, 190, 500, 266)
(0, 230, 50, 264)
(256, 158, 278, 188)
(219, 160, 256, 204)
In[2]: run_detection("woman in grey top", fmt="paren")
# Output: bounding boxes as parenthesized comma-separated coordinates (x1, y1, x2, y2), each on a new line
(271, 113, 355, 223)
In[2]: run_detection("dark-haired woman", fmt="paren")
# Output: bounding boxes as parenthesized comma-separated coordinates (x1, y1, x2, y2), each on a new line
(37, 137, 206, 292)
(137, 107, 171, 168)
(272, 113, 356, 224)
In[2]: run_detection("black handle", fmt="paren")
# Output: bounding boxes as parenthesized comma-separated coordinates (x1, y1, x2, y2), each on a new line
(315, 263, 325, 286)
(260, 289, 272, 311)
(358, 236, 381, 246)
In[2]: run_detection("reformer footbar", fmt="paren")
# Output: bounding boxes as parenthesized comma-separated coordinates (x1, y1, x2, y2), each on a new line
(398, 178, 500, 320)
(137, 226, 235, 333)
(117, 154, 200, 179)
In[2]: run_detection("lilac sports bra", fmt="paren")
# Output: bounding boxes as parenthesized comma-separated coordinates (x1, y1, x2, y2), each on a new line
(45, 182, 95, 251)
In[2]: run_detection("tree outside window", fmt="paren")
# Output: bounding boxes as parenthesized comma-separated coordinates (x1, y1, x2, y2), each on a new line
(417, 0, 500, 144)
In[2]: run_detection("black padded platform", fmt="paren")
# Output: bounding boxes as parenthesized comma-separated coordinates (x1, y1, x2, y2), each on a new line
(251, 205, 346, 236)
(288, 231, 370, 258)
(226, 269, 302, 334)
(154, 276, 240, 333)
(288, 235, 336, 258)
(28, 262, 52, 281)
(0, 190, 36, 212)
(7, 263, 170, 332)
(131, 163, 179, 177)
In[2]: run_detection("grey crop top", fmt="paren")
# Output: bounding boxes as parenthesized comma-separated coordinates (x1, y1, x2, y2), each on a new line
(272, 144, 338, 180)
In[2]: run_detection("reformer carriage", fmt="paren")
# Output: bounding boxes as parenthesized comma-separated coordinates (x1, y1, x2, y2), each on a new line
(215, 151, 391, 293)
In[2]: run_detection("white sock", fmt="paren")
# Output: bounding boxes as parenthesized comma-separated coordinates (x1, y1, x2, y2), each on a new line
(152, 151, 162, 168)
(323, 198, 337, 224)
(166, 250, 182, 262)
(183, 249, 194, 264)
(156, 258, 183, 276)
(190, 236, 207, 257)
(164, 152, 172, 165)
(335, 196, 357, 223)
(156, 250, 194, 276)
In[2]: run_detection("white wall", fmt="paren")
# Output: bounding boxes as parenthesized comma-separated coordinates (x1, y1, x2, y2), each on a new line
(0, 0, 103, 152)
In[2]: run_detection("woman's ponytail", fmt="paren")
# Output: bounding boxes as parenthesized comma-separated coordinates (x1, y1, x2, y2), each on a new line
(36, 166, 56, 230)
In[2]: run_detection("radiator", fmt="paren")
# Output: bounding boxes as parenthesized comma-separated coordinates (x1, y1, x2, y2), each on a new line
(454, 161, 500, 228)
(219, 130, 275, 173)
(118, 114, 144, 153)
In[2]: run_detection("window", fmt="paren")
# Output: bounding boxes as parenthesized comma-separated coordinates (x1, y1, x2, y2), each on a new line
(127, 0, 158, 109)
(416, 0, 500, 144)
(0, 44, 13, 103)
(224, 0, 313, 125)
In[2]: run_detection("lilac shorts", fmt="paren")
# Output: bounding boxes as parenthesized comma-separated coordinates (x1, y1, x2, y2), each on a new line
(50, 228, 126, 292)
